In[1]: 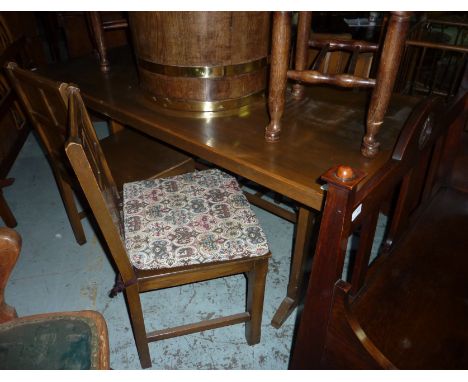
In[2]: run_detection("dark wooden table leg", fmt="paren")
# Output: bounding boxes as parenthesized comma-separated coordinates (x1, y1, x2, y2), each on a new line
(0, 179, 17, 228)
(271, 206, 315, 328)
(291, 11, 312, 100)
(265, 11, 291, 143)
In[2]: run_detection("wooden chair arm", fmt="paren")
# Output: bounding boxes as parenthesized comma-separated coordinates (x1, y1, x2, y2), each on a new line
(0, 227, 21, 323)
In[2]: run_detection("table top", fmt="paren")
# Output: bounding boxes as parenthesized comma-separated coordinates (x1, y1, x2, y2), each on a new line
(38, 47, 421, 210)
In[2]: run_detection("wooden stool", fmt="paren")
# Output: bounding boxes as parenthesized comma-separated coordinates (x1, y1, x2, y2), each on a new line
(266, 11, 412, 158)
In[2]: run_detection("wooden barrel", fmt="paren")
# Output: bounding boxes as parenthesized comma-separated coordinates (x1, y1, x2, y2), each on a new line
(129, 12, 271, 112)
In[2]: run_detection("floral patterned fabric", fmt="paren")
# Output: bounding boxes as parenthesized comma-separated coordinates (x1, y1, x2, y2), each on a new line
(123, 169, 270, 270)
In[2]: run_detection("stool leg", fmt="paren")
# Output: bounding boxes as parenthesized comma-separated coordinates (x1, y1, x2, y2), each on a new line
(362, 11, 411, 158)
(88, 11, 110, 73)
(245, 257, 269, 345)
(291, 11, 312, 100)
(265, 12, 291, 143)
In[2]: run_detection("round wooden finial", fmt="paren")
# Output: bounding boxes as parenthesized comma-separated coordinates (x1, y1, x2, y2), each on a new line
(335, 165, 355, 181)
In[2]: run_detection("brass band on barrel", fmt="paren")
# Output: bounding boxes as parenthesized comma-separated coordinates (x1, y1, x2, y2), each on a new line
(138, 57, 268, 79)
(149, 91, 265, 113)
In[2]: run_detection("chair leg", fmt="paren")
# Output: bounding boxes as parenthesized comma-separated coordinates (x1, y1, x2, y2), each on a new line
(55, 175, 86, 245)
(245, 257, 269, 345)
(125, 284, 152, 369)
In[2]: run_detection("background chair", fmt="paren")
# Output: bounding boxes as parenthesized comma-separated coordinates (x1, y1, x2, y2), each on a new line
(396, 15, 468, 100)
(0, 226, 110, 369)
(65, 85, 271, 368)
(0, 16, 32, 227)
(5, 62, 194, 245)
(265, 11, 412, 158)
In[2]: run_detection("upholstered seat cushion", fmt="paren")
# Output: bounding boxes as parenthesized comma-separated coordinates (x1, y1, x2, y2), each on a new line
(0, 313, 107, 370)
(123, 169, 270, 270)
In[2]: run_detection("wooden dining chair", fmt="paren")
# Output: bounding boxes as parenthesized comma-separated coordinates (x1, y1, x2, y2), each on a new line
(0, 227, 110, 369)
(4, 62, 194, 245)
(266, 11, 412, 158)
(65, 86, 272, 368)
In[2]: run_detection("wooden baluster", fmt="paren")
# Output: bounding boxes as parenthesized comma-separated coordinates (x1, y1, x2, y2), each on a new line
(291, 11, 312, 100)
(311, 46, 329, 70)
(383, 170, 413, 251)
(362, 12, 411, 158)
(265, 12, 291, 143)
(349, 209, 379, 296)
(347, 49, 360, 74)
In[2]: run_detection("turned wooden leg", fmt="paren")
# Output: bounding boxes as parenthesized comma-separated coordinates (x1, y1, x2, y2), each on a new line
(245, 257, 269, 345)
(271, 206, 315, 328)
(362, 12, 411, 158)
(125, 284, 152, 369)
(265, 12, 291, 143)
(0, 227, 21, 323)
(291, 12, 312, 100)
(88, 11, 110, 73)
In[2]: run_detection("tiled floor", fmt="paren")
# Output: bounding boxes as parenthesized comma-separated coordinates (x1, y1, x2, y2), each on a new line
(3, 126, 298, 369)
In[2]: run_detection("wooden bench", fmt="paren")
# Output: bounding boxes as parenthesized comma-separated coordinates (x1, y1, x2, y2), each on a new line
(290, 87, 468, 369)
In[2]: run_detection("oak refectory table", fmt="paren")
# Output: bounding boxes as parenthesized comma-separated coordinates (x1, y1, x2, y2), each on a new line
(37, 46, 421, 328)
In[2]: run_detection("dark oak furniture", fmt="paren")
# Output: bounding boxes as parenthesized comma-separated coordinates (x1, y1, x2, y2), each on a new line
(266, 11, 411, 158)
(5, 62, 194, 245)
(0, 16, 30, 227)
(290, 86, 468, 368)
(87, 11, 128, 73)
(37, 45, 424, 329)
(397, 15, 468, 99)
(0, 227, 110, 369)
(65, 87, 271, 368)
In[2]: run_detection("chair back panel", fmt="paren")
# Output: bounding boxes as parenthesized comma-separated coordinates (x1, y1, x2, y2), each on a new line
(5, 63, 69, 175)
(65, 88, 134, 281)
